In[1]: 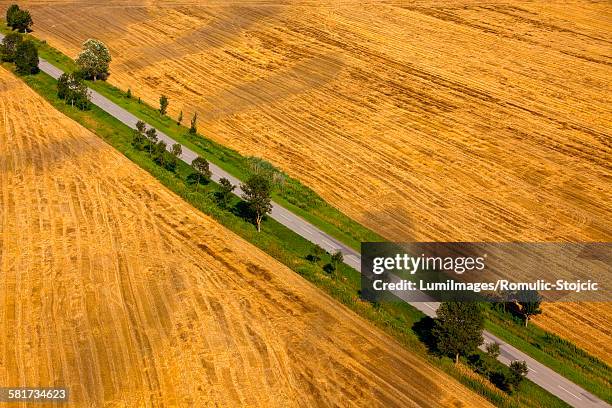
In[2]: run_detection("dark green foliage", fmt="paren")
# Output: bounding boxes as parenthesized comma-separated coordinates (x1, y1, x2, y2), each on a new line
(240, 174, 273, 232)
(145, 127, 158, 156)
(135, 120, 146, 134)
(324, 250, 344, 275)
(505, 360, 529, 393)
(216, 177, 235, 207)
(330, 250, 344, 269)
(11, 9, 32, 33)
(177, 110, 183, 125)
(189, 112, 197, 134)
(14, 39, 38, 74)
(126, 88, 132, 99)
(6, 4, 19, 27)
(7, 5, 32, 33)
(190, 156, 212, 191)
(57, 72, 90, 110)
(0, 32, 22, 62)
(519, 290, 542, 327)
(433, 302, 484, 363)
(171, 143, 182, 158)
(486, 342, 501, 359)
(159, 94, 168, 115)
(154, 140, 168, 159)
(307, 244, 326, 264)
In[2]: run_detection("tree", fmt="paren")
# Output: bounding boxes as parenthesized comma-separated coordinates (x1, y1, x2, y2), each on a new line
(506, 360, 529, 392)
(518, 290, 542, 327)
(145, 128, 158, 156)
(0, 32, 22, 62)
(76, 39, 111, 80)
(191, 156, 212, 191)
(171, 143, 182, 158)
(189, 112, 198, 134)
(11, 9, 33, 33)
(6, 4, 19, 27)
(14, 40, 38, 74)
(177, 110, 183, 125)
(159, 94, 169, 115)
(154, 140, 167, 162)
(241, 174, 272, 232)
(218, 177, 235, 207)
(330, 250, 344, 270)
(135, 120, 146, 134)
(486, 342, 500, 359)
(57, 72, 90, 109)
(432, 302, 484, 364)
(126, 88, 132, 99)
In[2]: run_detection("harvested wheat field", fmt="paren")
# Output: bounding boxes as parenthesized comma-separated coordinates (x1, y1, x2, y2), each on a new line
(0, 68, 493, 407)
(9, 0, 611, 364)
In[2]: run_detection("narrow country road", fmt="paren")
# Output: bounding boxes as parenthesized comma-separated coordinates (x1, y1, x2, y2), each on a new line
(3, 35, 607, 408)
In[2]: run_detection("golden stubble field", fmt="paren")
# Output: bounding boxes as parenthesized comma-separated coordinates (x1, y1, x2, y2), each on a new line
(2, 0, 611, 362)
(0, 68, 492, 407)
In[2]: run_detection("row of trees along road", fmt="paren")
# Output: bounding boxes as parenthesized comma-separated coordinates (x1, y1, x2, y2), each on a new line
(431, 302, 530, 393)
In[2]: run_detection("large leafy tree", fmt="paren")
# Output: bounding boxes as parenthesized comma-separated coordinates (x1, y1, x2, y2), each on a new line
(6, 4, 19, 26)
(14, 40, 38, 74)
(11, 9, 33, 32)
(241, 174, 273, 232)
(432, 302, 484, 364)
(0, 33, 22, 62)
(76, 39, 111, 80)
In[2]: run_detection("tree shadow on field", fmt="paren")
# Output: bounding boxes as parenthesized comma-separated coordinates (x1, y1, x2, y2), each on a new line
(412, 316, 438, 354)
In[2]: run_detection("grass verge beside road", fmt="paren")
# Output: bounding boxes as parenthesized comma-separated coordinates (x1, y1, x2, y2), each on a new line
(2, 61, 569, 408)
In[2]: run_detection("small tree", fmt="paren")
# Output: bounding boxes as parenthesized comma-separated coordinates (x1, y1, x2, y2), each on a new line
(0, 32, 22, 62)
(145, 128, 158, 156)
(191, 156, 212, 191)
(241, 174, 272, 232)
(177, 110, 183, 125)
(14, 40, 38, 74)
(519, 290, 542, 327)
(189, 112, 198, 134)
(159, 94, 169, 115)
(76, 39, 111, 80)
(486, 342, 500, 359)
(218, 177, 235, 207)
(11, 9, 33, 33)
(135, 120, 146, 134)
(432, 302, 484, 364)
(310, 244, 325, 265)
(330, 250, 344, 270)
(126, 88, 132, 99)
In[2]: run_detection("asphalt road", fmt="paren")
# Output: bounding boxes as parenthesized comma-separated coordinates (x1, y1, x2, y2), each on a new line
(7, 39, 607, 407)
